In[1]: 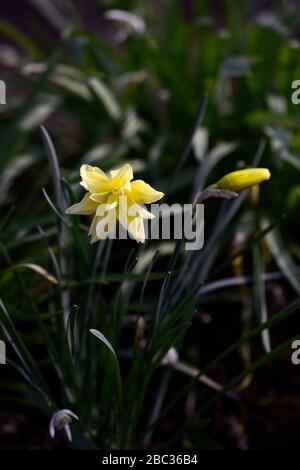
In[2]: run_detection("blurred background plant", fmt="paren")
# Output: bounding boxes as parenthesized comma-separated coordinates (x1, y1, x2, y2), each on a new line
(1, 0, 300, 450)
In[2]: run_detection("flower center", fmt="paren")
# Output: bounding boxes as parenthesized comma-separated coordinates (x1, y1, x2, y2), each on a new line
(112, 187, 124, 197)
(57, 415, 72, 429)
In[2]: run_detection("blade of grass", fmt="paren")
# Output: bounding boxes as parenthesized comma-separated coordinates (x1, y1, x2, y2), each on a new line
(42, 187, 71, 228)
(90, 328, 124, 446)
(171, 95, 208, 189)
(40, 126, 70, 325)
(264, 222, 300, 295)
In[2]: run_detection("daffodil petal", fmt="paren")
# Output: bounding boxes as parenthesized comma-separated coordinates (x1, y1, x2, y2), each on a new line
(89, 210, 117, 243)
(117, 195, 130, 229)
(88, 214, 98, 243)
(89, 192, 110, 203)
(110, 163, 133, 189)
(117, 197, 147, 243)
(95, 210, 117, 240)
(80, 164, 111, 194)
(129, 202, 154, 219)
(128, 215, 145, 243)
(65, 193, 98, 215)
(122, 179, 132, 192)
(130, 180, 164, 204)
(96, 196, 118, 215)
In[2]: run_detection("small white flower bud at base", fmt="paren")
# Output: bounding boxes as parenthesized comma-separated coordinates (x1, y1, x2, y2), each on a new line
(161, 347, 179, 366)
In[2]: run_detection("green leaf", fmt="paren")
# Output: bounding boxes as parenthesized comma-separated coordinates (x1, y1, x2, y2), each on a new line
(0, 20, 42, 58)
(90, 328, 124, 415)
(88, 76, 121, 121)
(5, 263, 58, 285)
(40, 126, 65, 212)
(90, 328, 117, 360)
(264, 222, 300, 295)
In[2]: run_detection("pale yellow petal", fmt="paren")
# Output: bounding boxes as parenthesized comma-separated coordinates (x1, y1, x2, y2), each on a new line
(95, 210, 117, 240)
(88, 210, 117, 243)
(96, 193, 118, 215)
(128, 202, 154, 219)
(128, 215, 145, 243)
(110, 163, 133, 190)
(117, 195, 130, 229)
(89, 214, 99, 243)
(117, 197, 146, 243)
(65, 193, 97, 215)
(130, 180, 164, 204)
(89, 192, 110, 203)
(80, 164, 111, 194)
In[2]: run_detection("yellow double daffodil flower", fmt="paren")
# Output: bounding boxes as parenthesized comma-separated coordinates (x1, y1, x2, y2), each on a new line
(65, 163, 164, 243)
